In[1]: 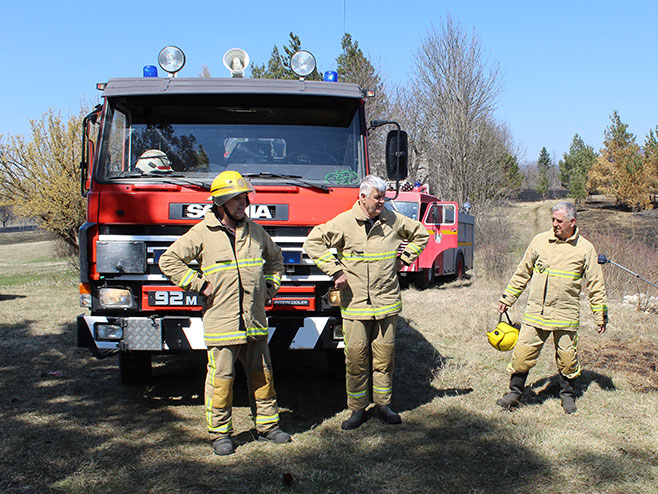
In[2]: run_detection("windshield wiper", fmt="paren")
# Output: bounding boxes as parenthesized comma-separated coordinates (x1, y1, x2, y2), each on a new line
(243, 172, 330, 193)
(107, 173, 210, 190)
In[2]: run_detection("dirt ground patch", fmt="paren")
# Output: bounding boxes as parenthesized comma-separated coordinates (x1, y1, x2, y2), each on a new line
(578, 195, 658, 246)
(581, 340, 658, 393)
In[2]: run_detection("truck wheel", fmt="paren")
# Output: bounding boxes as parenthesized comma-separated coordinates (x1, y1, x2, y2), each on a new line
(455, 253, 465, 280)
(119, 351, 152, 385)
(414, 267, 434, 290)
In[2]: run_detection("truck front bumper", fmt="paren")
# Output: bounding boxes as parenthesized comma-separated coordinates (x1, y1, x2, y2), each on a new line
(77, 314, 344, 357)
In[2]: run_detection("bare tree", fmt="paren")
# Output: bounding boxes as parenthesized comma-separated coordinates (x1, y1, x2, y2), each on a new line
(393, 17, 517, 208)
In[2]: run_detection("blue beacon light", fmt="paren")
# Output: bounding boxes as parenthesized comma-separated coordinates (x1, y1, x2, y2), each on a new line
(324, 70, 338, 82)
(143, 65, 158, 77)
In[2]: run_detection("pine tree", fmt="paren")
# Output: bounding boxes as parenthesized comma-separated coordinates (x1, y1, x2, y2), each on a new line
(558, 134, 597, 203)
(251, 33, 321, 80)
(536, 147, 552, 200)
(588, 111, 650, 210)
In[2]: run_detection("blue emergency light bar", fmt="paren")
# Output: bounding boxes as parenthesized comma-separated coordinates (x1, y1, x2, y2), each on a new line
(143, 65, 158, 77)
(324, 70, 338, 82)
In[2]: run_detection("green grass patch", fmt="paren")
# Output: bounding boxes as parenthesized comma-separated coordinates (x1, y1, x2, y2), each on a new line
(0, 269, 76, 287)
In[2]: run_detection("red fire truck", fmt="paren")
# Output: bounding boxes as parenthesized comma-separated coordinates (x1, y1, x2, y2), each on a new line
(385, 188, 474, 289)
(77, 47, 410, 383)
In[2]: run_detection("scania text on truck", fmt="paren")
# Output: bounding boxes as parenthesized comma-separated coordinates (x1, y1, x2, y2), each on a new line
(77, 46, 410, 383)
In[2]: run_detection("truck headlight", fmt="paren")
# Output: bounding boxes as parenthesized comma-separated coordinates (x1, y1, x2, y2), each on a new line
(95, 323, 123, 341)
(99, 288, 134, 308)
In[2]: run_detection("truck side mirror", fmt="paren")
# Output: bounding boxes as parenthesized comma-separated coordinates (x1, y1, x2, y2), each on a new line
(386, 130, 408, 181)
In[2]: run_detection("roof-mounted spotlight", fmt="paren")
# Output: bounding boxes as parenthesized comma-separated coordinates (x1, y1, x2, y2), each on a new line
(158, 46, 186, 77)
(223, 48, 250, 78)
(290, 50, 316, 79)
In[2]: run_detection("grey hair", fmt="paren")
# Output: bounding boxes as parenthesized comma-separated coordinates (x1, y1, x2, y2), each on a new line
(359, 175, 387, 197)
(552, 201, 577, 220)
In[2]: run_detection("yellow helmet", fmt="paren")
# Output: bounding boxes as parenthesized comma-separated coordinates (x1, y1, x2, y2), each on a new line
(487, 312, 520, 351)
(209, 170, 254, 205)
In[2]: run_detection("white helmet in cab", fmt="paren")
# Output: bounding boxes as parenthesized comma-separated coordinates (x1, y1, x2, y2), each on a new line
(135, 149, 172, 174)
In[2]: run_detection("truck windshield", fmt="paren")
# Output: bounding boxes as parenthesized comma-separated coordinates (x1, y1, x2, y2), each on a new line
(97, 93, 365, 187)
(385, 200, 419, 220)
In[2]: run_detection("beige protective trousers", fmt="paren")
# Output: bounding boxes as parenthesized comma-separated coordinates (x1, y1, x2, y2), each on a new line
(508, 323, 580, 379)
(205, 340, 279, 438)
(343, 315, 397, 410)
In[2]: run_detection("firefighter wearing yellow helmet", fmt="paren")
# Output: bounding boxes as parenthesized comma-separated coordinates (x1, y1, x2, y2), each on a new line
(159, 170, 290, 455)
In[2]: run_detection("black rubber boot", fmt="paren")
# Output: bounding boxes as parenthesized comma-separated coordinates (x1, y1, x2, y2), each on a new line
(496, 372, 528, 410)
(559, 375, 577, 414)
(212, 436, 234, 456)
(374, 405, 402, 424)
(258, 427, 291, 444)
(341, 409, 367, 430)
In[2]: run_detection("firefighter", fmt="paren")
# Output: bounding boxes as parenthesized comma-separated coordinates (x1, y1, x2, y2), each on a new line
(303, 175, 429, 430)
(159, 170, 290, 455)
(496, 201, 608, 414)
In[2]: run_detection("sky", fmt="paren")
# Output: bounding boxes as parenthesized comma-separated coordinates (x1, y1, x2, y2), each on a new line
(2, 0, 657, 163)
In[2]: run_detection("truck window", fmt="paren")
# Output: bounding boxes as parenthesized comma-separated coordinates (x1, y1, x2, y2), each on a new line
(384, 200, 418, 220)
(442, 204, 456, 225)
(425, 204, 442, 225)
(97, 94, 365, 186)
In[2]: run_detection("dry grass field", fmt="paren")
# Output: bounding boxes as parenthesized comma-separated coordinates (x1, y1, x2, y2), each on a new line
(1, 200, 657, 494)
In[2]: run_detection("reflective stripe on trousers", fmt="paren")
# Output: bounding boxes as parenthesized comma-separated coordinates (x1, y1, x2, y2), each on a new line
(205, 340, 279, 438)
(343, 315, 397, 410)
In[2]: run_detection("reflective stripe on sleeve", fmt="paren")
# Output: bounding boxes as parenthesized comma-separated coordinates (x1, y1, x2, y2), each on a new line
(406, 242, 423, 255)
(265, 274, 281, 287)
(505, 285, 522, 296)
(179, 268, 198, 288)
(315, 251, 337, 266)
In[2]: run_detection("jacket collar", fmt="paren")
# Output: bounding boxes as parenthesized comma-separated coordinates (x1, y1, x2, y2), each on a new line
(204, 207, 249, 236)
(549, 226, 579, 244)
(351, 200, 393, 224)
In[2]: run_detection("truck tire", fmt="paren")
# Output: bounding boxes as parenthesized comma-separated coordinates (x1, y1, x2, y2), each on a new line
(455, 253, 465, 280)
(119, 351, 152, 385)
(414, 266, 435, 290)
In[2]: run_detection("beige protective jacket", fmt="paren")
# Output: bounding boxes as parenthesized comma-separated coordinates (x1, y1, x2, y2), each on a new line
(500, 227, 608, 330)
(159, 209, 283, 346)
(304, 201, 429, 320)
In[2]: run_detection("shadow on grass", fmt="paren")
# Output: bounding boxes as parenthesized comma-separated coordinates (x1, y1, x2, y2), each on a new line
(527, 370, 616, 406)
(0, 294, 27, 301)
(395, 316, 473, 412)
(0, 318, 652, 494)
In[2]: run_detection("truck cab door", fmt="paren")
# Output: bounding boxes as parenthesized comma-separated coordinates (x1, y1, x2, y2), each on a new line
(438, 202, 458, 272)
(421, 202, 443, 273)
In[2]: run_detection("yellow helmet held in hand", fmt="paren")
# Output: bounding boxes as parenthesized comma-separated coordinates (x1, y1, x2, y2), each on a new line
(209, 170, 254, 205)
(487, 312, 520, 351)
